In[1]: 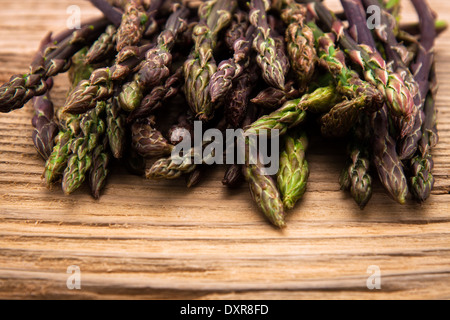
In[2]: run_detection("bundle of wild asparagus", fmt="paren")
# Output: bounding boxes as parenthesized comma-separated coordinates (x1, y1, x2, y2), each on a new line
(0, 0, 446, 228)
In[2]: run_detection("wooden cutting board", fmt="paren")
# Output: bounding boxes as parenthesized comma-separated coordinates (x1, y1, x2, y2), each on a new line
(0, 0, 449, 300)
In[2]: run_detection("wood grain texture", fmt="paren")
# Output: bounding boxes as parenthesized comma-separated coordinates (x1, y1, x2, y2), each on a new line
(0, 0, 449, 300)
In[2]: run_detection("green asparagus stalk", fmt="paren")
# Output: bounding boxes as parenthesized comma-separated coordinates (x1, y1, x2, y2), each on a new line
(245, 85, 340, 137)
(146, 125, 223, 180)
(106, 97, 126, 159)
(62, 101, 106, 195)
(320, 86, 383, 138)
(118, 5, 189, 112)
(250, 0, 289, 90)
(243, 160, 286, 229)
(419, 69, 439, 157)
(146, 150, 199, 180)
(68, 48, 96, 91)
(62, 44, 153, 114)
(43, 113, 81, 185)
(89, 136, 110, 199)
(43, 46, 97, 184)
(184, 0, 237, 121)
(277, 130, 309, 210)
(410, 153, 434, 203)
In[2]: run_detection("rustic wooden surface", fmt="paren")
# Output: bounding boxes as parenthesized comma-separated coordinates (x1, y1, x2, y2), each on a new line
(0, 0, 449, 300)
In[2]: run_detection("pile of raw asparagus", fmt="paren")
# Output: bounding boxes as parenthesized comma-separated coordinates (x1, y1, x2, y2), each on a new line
(0, 0, 445, 228)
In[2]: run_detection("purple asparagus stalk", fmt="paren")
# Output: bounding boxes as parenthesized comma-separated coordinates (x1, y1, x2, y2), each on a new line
(131, 116, 174, 159)
(118, 4, 189, 112)
(250, 0, 290, 90)
(281, 0, 317, 90)
(225, 64, 260, 129)
(127, 67, 184, 123)
(251, 81, 300, 110)
(0, 18, 109, 113)
(62, 43, 154, 114)
(209, 13, 255, 103)
(31, 33, 58, 160)
(359, 0, 421, 158)
(309, 1, 416, 131)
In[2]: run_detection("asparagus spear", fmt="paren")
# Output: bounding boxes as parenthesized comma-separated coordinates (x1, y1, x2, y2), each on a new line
(118, 4, 189, 112)
(372, 106, 409, 204)
(309, 22, 383, 107)
(127, 67, 184, 122)
(146, 149, 200, 180)
(320, 86, 382, 138)
(209, 14, 255, 103)
(225, 64, 259, 129)
(410, 67, 438, 203)
(243, 160, 286, 229)
(340, 117, 373, 209)
(223, 164, 244, 188)
(419, 67, 439, 157)
(224, 11, 250, 51)
(277, 130, 309, 210)
(184, 0, 237, 121)
(131, 116, 174, 158)
(186, 166, 204, 188)
(62, 101, 107, 195)
(245, 85, 340, 137)
(32, 81, 59, 161)
(360, 0, 421, 158)
(89, 136, 110, 199)
(31, 34, 58, 160)
(68, 48, 96, 91)
(310, 1, 415, 130)
(62, 44, 153, 114)
(85, 25, 117, 64)
(318, 0, 408, 204)
(106, 97, 126, 159)
(250, 0, 290, 90)
(168, 112, 195, 146)
(281, 0, 317, 90)
(115, 0, 148, 51)
(43, 47, 97, 184)
(44, 113, 81, 185)
(147, 117, 228, 180)
(251, 81, 300, 110)
(0, 18, 109, 113)
(89, 0, 123, 26)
